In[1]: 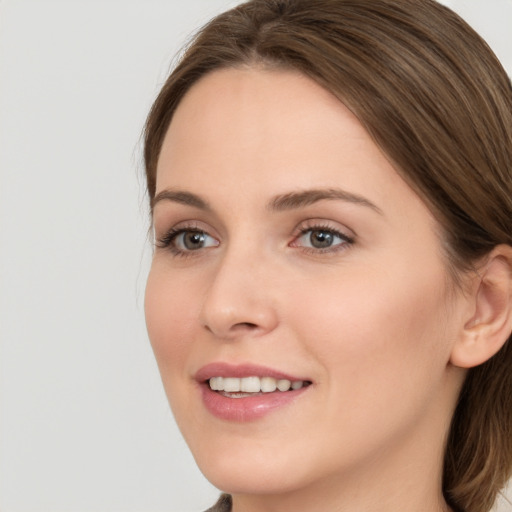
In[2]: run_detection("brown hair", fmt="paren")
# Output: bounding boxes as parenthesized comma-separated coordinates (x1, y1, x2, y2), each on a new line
(143, 1, 512, 510)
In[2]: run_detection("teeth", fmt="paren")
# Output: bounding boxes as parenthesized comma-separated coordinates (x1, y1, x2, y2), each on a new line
(209, 376, 223, 391)
(240, 376, 260, 392)
(208, 376, 307, 393)
(223, 377, 240, 392)
(260, 377, 277, 392)
(277, 379, 291, 391)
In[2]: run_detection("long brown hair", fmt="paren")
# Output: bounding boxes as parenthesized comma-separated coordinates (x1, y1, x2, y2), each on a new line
(143, 1, 512, 510)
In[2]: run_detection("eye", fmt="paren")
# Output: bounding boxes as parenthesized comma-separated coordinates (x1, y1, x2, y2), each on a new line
(291, 226, 353, 252)
(157, 228, 219, 255)
(175, 230, 218, 251)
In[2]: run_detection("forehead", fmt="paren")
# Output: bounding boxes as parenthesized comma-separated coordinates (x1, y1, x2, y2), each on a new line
(156, 67, 431, 226)
(168, 66, 355, 132)
(158, 68, 385, 185)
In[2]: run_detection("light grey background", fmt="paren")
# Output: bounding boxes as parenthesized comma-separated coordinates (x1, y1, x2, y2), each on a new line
(0, 1, 511, 511)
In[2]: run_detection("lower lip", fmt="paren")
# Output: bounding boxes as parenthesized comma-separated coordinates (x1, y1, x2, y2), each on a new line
(199, 383, 309, 422)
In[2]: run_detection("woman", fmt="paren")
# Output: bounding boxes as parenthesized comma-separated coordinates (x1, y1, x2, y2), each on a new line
(143, 1, 512, 511)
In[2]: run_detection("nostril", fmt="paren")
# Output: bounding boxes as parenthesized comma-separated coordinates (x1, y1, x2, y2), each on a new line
(202, 321, 258, 336)
(237, 322, 258, 329)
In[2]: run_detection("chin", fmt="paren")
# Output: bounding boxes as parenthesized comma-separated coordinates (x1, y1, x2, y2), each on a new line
(188, 430, 351, 501)
(199, 460, 307, 496)
(186, 435, 313, 495)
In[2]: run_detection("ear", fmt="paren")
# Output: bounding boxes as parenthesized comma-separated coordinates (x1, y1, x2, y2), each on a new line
(450, 245, 512, 368)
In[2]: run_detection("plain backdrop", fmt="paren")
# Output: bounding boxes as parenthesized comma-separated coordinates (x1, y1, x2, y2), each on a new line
(0, 1, 511, 511)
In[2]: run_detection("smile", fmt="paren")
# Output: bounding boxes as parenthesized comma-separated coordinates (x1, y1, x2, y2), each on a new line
(209, 376, 308, 394)
(196, 363, 312, 421)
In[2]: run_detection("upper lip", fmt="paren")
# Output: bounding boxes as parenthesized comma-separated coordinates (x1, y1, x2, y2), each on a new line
(195, 362, 310, 383)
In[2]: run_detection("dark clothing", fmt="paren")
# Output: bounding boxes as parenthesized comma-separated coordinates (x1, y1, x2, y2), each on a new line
(205, 494, 232, 512)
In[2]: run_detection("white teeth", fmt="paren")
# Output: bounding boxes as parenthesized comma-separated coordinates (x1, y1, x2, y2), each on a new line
(260, 377, 277, 392)
(208, 376, 307, 393)
(277, 379, 291, 391)
(210, 376, 223, 391)
(240, 376, 260, 393)
(223, 377, 240, 392)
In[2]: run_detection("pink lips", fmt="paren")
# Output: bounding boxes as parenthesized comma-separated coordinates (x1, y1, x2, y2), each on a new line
(195, 363, 311, 422)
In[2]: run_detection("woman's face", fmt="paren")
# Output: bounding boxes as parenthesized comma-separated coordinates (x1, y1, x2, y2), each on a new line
(145, 68, 467, 498)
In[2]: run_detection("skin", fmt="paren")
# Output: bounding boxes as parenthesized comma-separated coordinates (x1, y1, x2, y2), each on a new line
(145, 68, 473, 512)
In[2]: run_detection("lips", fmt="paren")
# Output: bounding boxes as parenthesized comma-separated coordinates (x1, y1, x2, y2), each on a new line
(195, 363, 312, 422)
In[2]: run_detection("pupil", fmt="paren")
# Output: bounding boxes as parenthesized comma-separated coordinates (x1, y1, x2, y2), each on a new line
(184, 232, 205, 250)
(310, 230, 333, 248)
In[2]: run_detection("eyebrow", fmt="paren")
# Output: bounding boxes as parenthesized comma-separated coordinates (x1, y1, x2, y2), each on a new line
(268, 188, 382, 214)
(152, 187, 382, 215)
(151, 190, 212, 212)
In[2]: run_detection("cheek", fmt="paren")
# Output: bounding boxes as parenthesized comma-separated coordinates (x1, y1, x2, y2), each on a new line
(291, 261, 453, 406)
(144, 265, 198, 377)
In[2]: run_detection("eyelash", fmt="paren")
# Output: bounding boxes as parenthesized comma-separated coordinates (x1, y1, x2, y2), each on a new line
(155, 223, 354, 258)
(292, 223, 354, 254)
(156, 226, 215, 258)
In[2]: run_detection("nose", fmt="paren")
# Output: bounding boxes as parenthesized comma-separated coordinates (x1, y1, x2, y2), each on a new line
(199, 249, 279, 340)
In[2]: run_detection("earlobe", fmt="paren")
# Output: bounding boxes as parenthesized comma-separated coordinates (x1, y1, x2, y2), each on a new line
(450, 245, 512, 369)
